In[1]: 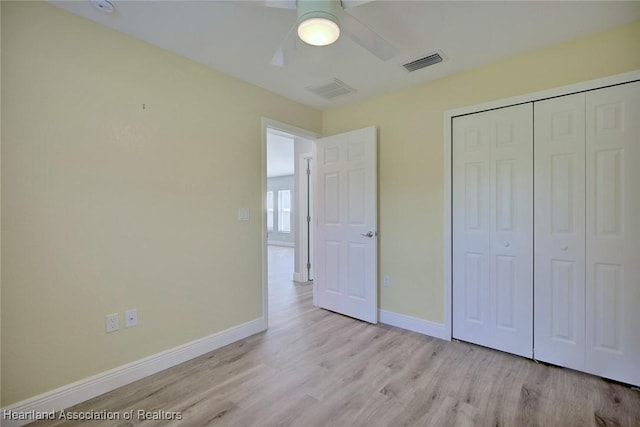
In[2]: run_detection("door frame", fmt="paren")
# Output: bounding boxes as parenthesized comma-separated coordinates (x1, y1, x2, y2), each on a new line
(296, 151, 314, 284)
(261, 118, 319, 327)
(443, 70, 640, 341)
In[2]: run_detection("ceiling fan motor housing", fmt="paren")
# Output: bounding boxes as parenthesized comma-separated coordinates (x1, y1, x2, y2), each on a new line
(297, 0, 340, 26)
(297, 0, 341, 46)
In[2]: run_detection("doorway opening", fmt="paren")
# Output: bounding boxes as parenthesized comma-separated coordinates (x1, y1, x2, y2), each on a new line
(262, 119, 317, 325)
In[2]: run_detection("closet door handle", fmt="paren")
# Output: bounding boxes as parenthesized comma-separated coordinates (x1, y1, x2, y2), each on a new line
(503, 241, 511, 247)
(561, 245, 569, 251)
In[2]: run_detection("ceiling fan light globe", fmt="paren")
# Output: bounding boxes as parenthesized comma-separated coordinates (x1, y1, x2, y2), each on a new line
(297, 17, 340, 46)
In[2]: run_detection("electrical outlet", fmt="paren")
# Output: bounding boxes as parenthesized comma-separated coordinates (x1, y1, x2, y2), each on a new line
(383, 275, 390, 287)
(125, 309, 137, 328)
(106, 313, 119, 333)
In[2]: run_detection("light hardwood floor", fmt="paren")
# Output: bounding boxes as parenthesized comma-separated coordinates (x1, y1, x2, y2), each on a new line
(31, 247, 640, 426)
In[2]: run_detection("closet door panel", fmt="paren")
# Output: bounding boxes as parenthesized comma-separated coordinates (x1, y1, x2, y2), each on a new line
(586, 81, 640, 386)
(534, 93, 586, 369)
(453, 104, 533, 358)
(453, 115, 492, 346)
(489, 105, 534, 357)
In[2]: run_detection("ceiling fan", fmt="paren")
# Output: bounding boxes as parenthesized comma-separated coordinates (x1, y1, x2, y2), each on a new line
(258, 0, 399, 67)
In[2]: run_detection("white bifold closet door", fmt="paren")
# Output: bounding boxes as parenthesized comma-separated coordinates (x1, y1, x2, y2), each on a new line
(535, 81, 640, 386)
(452, 104, 533, 358)
(534, 93, 587, 369)
(585, 82, 640, 386)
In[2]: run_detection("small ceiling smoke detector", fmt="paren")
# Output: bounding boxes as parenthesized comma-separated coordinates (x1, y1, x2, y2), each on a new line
(306, 78, 356, 100)
(91, 0, 115, 14)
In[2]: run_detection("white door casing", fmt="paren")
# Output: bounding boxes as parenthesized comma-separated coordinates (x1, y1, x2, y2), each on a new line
(534, 93, 587, 369)
(585, 82, 640, 386)
(315, 126, 378, 323)
(297, 153, 314, 283)
(452, 104, 533, 358)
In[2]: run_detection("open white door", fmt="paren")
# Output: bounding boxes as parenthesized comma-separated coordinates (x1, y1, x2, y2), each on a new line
(314, 126, 378, 323)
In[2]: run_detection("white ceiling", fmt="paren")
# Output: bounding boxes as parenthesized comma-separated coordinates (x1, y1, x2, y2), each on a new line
(50, 1, 640, 110)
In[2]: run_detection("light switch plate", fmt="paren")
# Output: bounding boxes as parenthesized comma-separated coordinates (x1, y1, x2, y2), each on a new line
(238, 208, 249, 221)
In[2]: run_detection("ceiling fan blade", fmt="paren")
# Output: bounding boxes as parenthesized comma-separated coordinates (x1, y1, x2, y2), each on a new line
(339, 11, 398, 61)
(262, 0, 297, 9)
(270, 24, 300, 67)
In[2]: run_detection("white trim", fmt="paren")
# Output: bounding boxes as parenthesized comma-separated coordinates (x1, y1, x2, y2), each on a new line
(262, 118, 319, 323)
(379, 309, 448, 341)
(296, 152, 314, 283)
(267, 240, 294, 248)
(443, 109, 453, 342)
(443, 70, 640, 341)
(0, 317, 266, 427)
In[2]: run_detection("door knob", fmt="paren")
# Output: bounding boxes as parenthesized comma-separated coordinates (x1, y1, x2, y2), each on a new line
(361, 231, 376, 238)
(561, 245, 569, 251)
(503, 241, 510, 247)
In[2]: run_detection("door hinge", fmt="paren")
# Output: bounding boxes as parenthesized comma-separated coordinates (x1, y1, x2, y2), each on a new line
(307, 262, 311, 270)
(306, 168, 311, 176)
(307, 215, 311, 223)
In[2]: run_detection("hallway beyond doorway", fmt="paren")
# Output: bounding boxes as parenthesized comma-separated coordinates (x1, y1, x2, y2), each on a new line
(268, 245, 310, 312)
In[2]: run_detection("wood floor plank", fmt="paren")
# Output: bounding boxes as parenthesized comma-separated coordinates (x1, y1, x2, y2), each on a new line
(28, 260, 640, 426)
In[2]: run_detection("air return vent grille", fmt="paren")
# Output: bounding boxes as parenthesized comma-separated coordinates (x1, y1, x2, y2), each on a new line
(403, 52, 443, 72)
(306, 78, 357, 99)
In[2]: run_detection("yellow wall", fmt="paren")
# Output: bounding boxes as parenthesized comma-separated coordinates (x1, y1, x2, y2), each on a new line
(322, 19, 640, 323)
(0, 1, 321, 405)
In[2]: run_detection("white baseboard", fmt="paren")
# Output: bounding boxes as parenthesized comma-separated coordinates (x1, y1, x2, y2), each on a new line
(267, 241, 294, 248)
(379, 309, 450, 341)
(1, 317, 266, 427)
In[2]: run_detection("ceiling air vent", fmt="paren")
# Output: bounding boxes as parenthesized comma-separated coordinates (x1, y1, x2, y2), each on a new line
(403, 52, 443, 72)
(306, 78, 357, 100)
